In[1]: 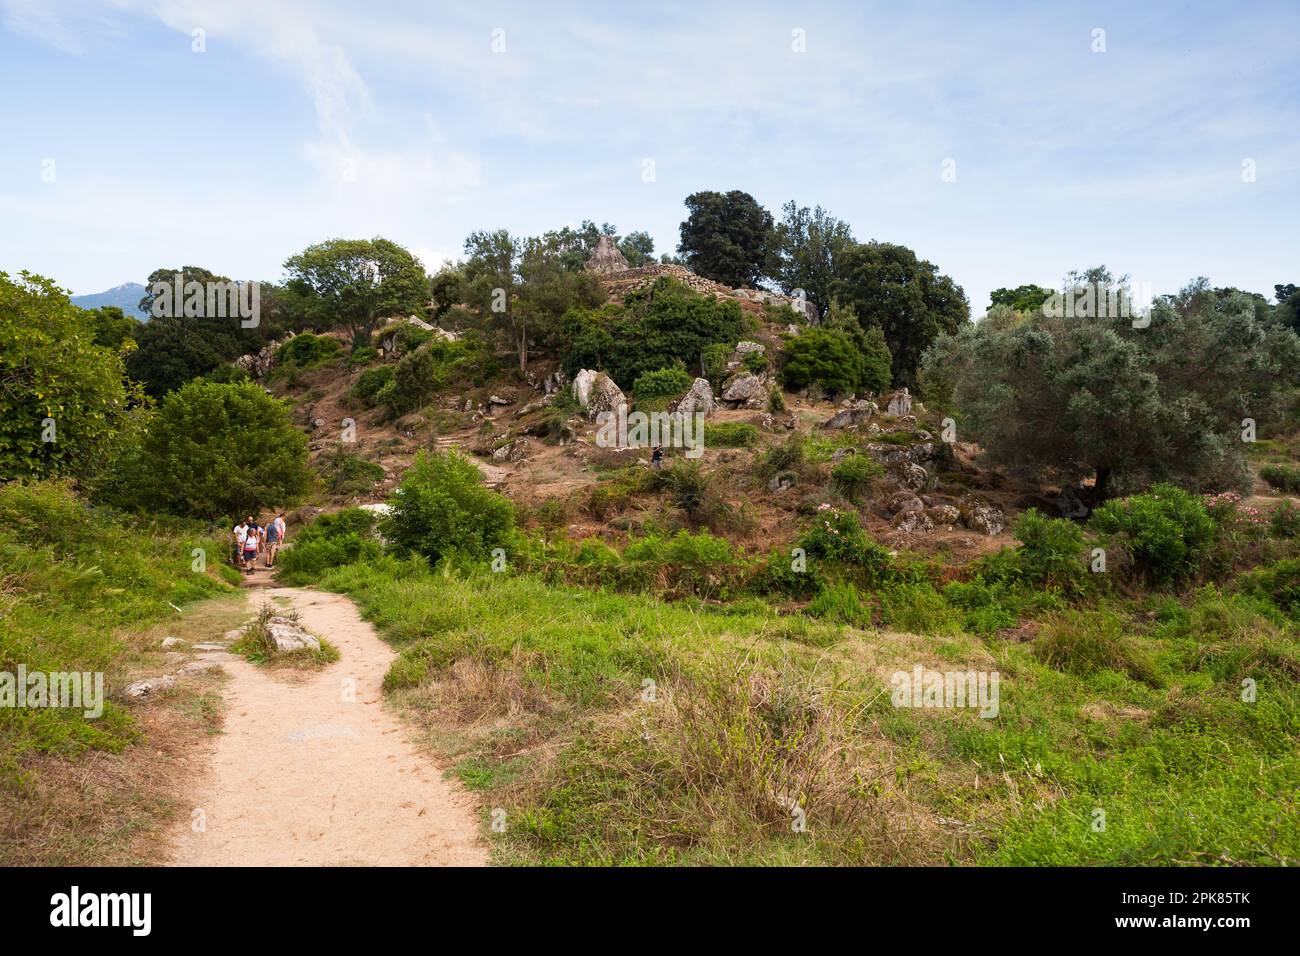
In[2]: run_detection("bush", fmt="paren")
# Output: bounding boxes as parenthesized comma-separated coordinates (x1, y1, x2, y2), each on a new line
(633, 366, 692, 400)
(1270, 500, 1300, 539)
(318, 445, 386, 496)
(348, 345, 379, 366)
(382, 450, 516, 564)
(1260, 463, 1300, 493)
(807, 582, 867, 624)
(104, 380, 314, 519)
(703, 422, 759, 448)
(1239, 558, 1300, 618)
(767, 388, 786, 413)
(654, 460, 710, 517)
(798, 505, 895, 583)
(1089, 484, 1215, 585)
(350, 366, 395, 407)
(1004, 508, 1090, 595)
(701, 343, 731, 385)
(277, 508, 382, 585)
(780, 327, 886, 396)
(1034, 610, 1160, 685)
(760, 435, 804, 477)
(830, 453, 883, 500)
(277, 332, 342, 370)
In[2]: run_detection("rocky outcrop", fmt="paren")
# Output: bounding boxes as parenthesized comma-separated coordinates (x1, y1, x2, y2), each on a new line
(572, 369, 598, 408)
(585, 372, 627, 421)
(584, 234, 630, 275)
(823, 400, 878, 429)
(961, 499, 1006, 536)
(883, 388, 913, 417)
(673, 378, 716, 418)
(893, 462, 929, 491)
(720, 373, 768, 409)
(865, 439, 935, 467)
(491, 436, 531, 462)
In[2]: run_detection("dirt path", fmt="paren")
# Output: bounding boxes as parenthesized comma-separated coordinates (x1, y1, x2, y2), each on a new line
(167, 586, 487, 866)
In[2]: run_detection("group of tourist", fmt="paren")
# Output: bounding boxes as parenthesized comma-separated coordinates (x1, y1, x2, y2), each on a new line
(231, 513, 287, 574)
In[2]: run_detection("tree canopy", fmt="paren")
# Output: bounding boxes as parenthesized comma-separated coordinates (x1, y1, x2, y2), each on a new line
(677, 190, 774, 288)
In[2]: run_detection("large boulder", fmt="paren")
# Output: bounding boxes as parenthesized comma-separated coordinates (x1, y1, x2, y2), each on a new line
(961, 500, 1006, 536)
(865, 439, 935, 467)
(720, 373, 768, 409)
(584, 234, 630, 275)
(572, 369, 598, 408)
(726, 341, 766, 373)
(122, 676, 176, 701)
(673, 378, 716, 418)
(585, 373, 627, 421)
(883, 388, 913, 417)
(823, 400, 878, 429)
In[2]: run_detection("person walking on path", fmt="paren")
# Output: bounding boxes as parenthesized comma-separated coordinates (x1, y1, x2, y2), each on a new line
(265, 511, 287, 568)
(651, 444, 664, 471)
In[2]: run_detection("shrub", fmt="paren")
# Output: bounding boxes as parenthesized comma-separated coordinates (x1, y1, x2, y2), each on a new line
(780, 328, 870, 396)
(277, 332, 342, 369)
(798, 505, 894, 583)
(703, 422, 759, 448)
(348, 345, 379, 366)
(277, 508, 382, 584)
(318, 445, 386, 496)
(807, 582, 867, 624)
(701, 342, 731, 385)
(741, 350, 768, 374)
(1034, 610, 1160, 684)
(1006, 508, 1089, 594)
(1239, 558, 1300, 618)
(830, 453, 883, 500)
(655, 460, 710, 517)
(1269, 500, 1300, 539)
(1260, 464, 1300, 493)
(750, 547, 822, 598)
(382, 450, 516, 564)
(104, 380, 314, 519)
(876, 582, 961, 635)
(1088, 484, 1215, 585)
(350, 366, 395, 407)
(633, 366, 692, 400)
(760, 435, 804, 477)
(767, 388, 786, 413)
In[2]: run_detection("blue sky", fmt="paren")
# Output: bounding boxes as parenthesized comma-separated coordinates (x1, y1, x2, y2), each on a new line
(1, 0, 1296, 315)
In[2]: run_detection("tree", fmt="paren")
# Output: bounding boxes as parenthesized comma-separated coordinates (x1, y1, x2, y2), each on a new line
(779, 328, 874, 396)
(677, 190, 774, 287)
(428, 264, 466, 322)
(820, 301, 892, 393)
(989, 284, 1053, 314)
(833, 241, 969, 387)
(382, 450, 516, 564)
(0, 271, 143, 481)
(109, 380, 313, 519)
(283, 237, 427, 348)
(80, 305, 138, 351)
(618, 231, 655, 267)
(1275, 283, 1298, 305)
(924, 277, 1300, 499)
(771, 200, 855, 317)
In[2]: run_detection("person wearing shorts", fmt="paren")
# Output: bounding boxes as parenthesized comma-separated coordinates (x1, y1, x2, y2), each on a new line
(242, 515, 260, 573)
(265, 511, 286, 568)
(232, 519, 249, 568)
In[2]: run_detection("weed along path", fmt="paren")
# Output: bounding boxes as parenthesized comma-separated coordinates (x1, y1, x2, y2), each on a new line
(168, 586, 487, 866)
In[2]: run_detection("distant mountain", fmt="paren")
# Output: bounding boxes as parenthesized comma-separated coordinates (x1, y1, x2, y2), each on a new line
(71, 282, 150, 319)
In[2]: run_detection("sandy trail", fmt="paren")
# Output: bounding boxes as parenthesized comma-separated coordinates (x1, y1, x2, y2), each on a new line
(168, 586, 486, 866)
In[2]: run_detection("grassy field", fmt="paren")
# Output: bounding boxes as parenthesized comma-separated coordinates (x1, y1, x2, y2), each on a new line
(0, 480, 239, 865)
(313, 552, 1300, 865)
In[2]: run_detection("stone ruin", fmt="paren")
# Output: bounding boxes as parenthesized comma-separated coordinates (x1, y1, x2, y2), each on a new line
(584, 234, 630, 275)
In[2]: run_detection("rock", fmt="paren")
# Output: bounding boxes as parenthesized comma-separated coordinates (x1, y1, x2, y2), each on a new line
(265, 617, 321, 653)
(585, 373, 627, 421)
(888, 492, 925, 514)
(831, 446, 856, 463)
(572, 369, 598, 409)
(768, 471, 797, 493)
(823, 400, 878, 429)
(865, 440, 935, 467)
(929, 504, 961, 527)
(892, 510, 934, 534)
(720, 373, 768, 409)
(884, 388, 913, 416)
(488, 394, 510, 406)
(963, 503, 1006, 536)
(492, 437, 530, 462)
(673, 378, 715, 418)
(404, 314, 435, 331)
(123, 676, 176, 701)
(543, 369, 568, 395)
(161, 636, 184, 650)
(584, 234, 630, 275)
(177, 661, 220, 676)
(727, 340, 766, 372)
(894, 462, 929, 491)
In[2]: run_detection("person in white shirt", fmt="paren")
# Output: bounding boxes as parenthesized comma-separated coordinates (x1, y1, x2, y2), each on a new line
(232, 520, 249, 568)
(241, 515, 260, 573)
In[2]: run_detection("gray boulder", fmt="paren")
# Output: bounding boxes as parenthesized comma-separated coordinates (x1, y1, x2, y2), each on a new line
(721, 373, 768, 409)
(673, 378, 715, 418)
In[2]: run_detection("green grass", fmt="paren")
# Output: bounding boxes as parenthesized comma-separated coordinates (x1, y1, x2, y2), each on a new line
(306, 551, 1300, 866)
